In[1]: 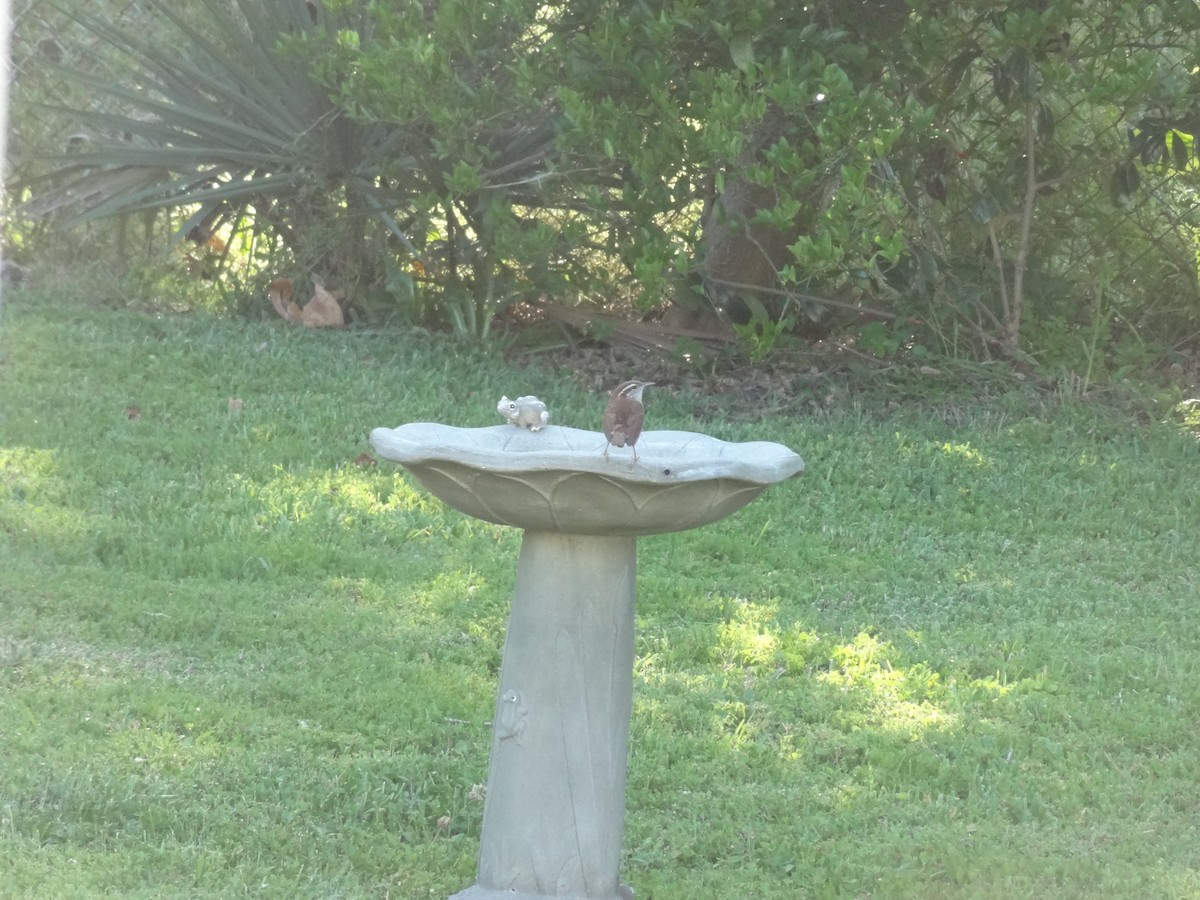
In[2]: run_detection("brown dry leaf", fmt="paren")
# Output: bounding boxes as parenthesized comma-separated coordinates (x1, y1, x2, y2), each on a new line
(298, 281, 345, 328)
(124, 405, 142, 421)
(353, 453, 376, 468)
(268, 277, 345, 328)
(268, 277, 301, 323)
(228, 397, 244, 412)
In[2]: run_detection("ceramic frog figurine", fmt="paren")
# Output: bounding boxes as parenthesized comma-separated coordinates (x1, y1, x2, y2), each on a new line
(497, 395, 550, 431)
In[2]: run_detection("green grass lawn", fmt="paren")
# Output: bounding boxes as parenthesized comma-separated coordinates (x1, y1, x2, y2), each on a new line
(2, 290, 1199, 898)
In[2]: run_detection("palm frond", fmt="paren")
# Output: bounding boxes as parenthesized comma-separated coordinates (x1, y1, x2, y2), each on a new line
(23, 0, 378, 235)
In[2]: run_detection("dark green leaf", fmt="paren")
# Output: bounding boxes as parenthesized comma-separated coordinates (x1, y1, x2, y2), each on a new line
(1110, 160, 1139, 204)
(1171, 131, 1191, 171)
(1036, 102, 1055, 143)
(1139, 131, 1165, 166)
(991, 60, 1012, 105)
(1006, 50, 1038, 101)
(943, 47, 979, 95)
(729, 34, 755, 74)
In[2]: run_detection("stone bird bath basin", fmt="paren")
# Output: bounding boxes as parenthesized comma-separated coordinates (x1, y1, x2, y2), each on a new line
(369, 422, 804, 900)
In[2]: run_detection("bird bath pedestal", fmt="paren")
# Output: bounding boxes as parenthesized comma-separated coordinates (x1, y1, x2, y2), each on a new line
(368, 423, 804, 900)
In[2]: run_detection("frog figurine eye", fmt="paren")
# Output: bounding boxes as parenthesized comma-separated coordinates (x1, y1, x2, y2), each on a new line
(497, 395, 520, 423)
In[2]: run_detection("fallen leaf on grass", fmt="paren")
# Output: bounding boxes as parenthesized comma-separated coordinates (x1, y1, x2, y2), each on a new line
(268, 277, 345, 328)
(125, 406, 142, 421)
(268, 278, 298, 321)
(228, 397, 244, 412)
(303, 282, 345, 327)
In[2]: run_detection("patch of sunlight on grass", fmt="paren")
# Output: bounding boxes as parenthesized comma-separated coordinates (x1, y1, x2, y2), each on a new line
(712, 698, 757, 749)
(951, 566, 1016, 590)
(635, 669, 714, 695)
(1, 445, 66, 508)
(6, 637, 191, 683)
(714, 598, 782, 669)
(893, 432, 992, 468)
(103, 716, 225, 774)
(1, 447, 96, 552)
(1172, 398, 1200, 440)
(953, 564, 977, 583)
(322, 576, 391, 606)
(823, 632, 889, 680)
(717, 621, 779, 669)
(238, 466, 443, 530)
(956, 666, 1051, 701)
(402, 569, 504, 636)
(0, 499, 93, 547)
(939, 440, 990, 466)
(819, 632, 954, 736)
(1, 446, 61, 484)
(1152, 865, 1200, 898)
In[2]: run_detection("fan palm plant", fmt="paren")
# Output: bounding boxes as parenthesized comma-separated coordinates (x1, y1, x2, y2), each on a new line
(21, 0, 423, 296)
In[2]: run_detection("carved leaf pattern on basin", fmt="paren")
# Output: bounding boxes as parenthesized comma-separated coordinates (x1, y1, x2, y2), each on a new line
(369, 423, 804, 536)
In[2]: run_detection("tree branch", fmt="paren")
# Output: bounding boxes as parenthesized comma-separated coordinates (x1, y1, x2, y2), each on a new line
(1007, 98, 1040, 355)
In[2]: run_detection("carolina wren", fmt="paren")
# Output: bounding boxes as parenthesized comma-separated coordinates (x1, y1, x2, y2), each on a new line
(602, 380, 653, 462)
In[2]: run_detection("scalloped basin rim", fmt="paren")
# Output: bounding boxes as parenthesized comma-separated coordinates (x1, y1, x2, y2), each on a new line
(368, 423, 804, 535)
(369, 423, 804, 486)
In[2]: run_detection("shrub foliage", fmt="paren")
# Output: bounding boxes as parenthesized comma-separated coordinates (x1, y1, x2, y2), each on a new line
(7, 0, 1200, 363)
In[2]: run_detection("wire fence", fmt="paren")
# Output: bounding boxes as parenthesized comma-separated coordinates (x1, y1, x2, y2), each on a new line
(7, 1, 183, 263)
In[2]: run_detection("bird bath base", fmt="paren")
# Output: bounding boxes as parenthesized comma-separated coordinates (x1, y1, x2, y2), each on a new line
(368, 423, 803, 899)
(451, 530, 636, 900)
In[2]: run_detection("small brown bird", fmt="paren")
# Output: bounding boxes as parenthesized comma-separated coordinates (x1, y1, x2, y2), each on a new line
(602, 380, 654, 462)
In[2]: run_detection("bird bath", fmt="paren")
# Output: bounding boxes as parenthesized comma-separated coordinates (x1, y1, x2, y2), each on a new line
(369, 423, 804, 899)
